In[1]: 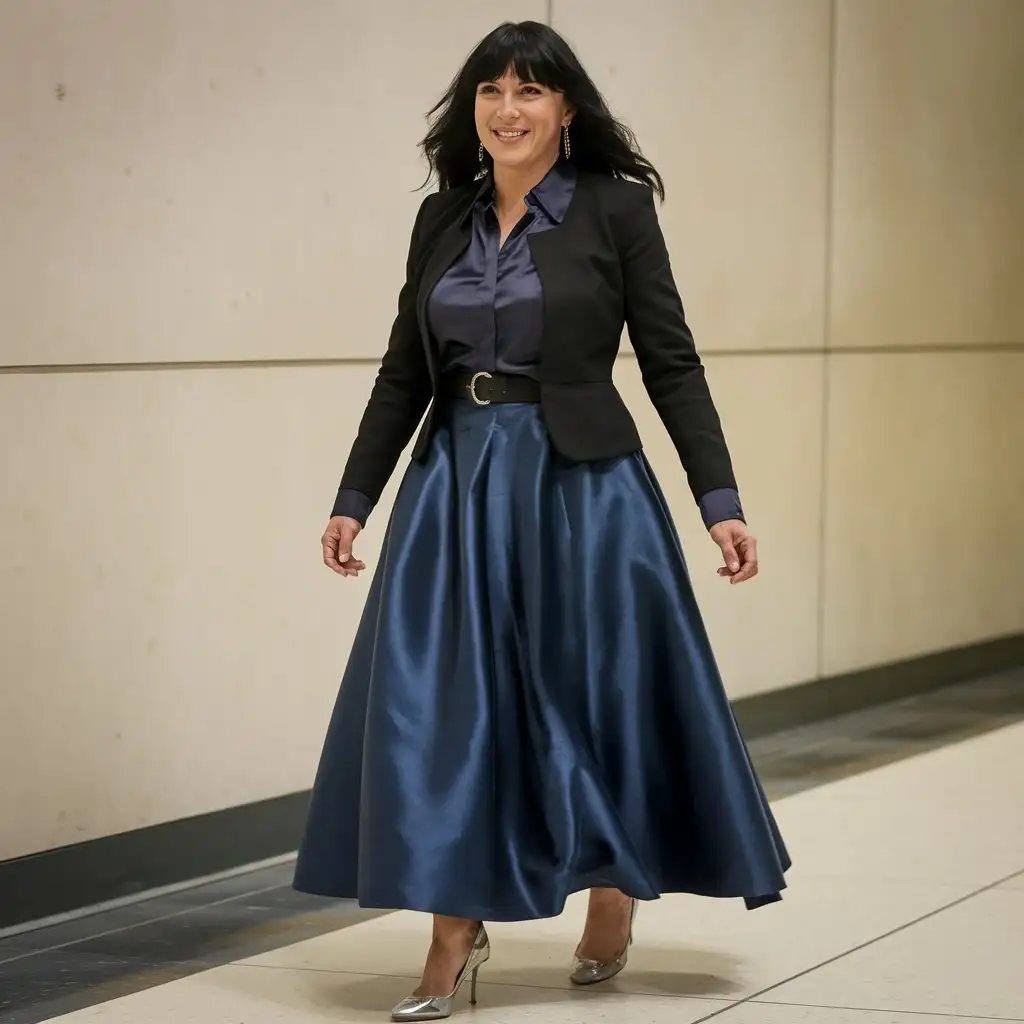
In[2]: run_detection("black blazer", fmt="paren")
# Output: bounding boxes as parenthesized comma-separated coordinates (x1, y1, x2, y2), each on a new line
(338, 171, 737, 509)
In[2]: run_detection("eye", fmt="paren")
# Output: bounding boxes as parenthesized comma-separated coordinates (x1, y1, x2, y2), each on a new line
(477, 83, 499, 94)
(521, 84, 543, 95)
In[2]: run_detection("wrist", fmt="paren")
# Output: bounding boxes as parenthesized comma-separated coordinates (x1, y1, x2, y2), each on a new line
(698, 487, 745, 531)
(332, 514, 362, 532)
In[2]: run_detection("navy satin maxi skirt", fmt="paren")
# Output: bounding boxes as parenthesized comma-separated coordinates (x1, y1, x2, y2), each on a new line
(294, 400, 790, 921)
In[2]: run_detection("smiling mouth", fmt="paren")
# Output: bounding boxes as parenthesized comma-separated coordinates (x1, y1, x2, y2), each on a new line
(493, 128, 528, 140)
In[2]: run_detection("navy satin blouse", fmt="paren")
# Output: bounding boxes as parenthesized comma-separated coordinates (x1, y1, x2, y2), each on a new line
(429, 161, 574, 379)
(332, 161, 743, 530)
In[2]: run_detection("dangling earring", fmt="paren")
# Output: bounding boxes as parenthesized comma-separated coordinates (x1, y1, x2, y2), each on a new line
(562, 123, 571, 160)
(478, 143, 484, 163)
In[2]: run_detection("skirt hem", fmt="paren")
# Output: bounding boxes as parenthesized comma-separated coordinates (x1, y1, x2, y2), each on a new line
(291, 880, 786, 922)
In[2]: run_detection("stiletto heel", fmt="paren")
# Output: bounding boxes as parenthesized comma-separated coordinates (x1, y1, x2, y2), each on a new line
(391, 924, 490, 1021)
(569, 897, 638, 986)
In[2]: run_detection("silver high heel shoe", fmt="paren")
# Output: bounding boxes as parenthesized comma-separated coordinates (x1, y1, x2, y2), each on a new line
(569, 897, 638, 986)
(391, 923, 490, 1021)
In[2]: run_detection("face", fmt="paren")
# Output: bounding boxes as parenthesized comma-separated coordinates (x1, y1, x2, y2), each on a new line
(475, 70, 572, 173)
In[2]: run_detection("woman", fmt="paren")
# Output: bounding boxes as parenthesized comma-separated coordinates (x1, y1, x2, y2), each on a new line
(295, 20, 790, 1022)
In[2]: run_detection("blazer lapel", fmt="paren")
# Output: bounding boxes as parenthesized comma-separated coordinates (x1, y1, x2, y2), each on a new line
(526, 227, 559, 282)
(527, 214, 574, 358)
(526, 173, 583, 280)
(416, 219, 471, 383)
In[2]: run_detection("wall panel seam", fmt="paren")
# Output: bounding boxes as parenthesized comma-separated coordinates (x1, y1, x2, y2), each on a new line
(3, 344, 1022, 376)
(816, 0, 840, 681)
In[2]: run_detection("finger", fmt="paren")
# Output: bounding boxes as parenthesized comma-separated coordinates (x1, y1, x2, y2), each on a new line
(719, 540, 740, 575)
(730, 563, 758, 583)
(336, 529, 355, 565)
(730, 540, 759, 584)
(322, 533, 345, 573)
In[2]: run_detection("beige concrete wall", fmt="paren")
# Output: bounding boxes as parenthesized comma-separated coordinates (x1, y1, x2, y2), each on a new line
(1, 0, 1022, 860)
(560, 0, 1024, 687)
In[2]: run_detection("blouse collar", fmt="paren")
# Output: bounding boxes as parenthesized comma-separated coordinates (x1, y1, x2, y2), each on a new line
(467, 160, 577, 225)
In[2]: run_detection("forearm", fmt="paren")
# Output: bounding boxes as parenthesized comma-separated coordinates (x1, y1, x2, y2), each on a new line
(335, 365, 431, 509)
(638, 357, 738, 501)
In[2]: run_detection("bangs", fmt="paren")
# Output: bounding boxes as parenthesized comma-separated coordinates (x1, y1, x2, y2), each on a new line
(467, 26, 567, 92)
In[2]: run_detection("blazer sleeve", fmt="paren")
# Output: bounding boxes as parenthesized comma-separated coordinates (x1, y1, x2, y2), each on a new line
(613, 183, 739, 503)
(329, 195, 436, 513)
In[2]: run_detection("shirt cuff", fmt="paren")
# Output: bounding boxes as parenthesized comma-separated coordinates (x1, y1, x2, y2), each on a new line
(330, 488, 374, 526)
(698, 487, 744, 530)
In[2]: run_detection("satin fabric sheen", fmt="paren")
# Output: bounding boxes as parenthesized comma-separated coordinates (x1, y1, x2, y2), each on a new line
(294, 401, 790, 921)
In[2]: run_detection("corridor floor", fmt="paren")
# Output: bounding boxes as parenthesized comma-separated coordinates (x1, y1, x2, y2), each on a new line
(2, 670, 1023, 1023)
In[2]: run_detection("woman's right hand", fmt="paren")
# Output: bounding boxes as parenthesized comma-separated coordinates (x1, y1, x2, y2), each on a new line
(321, 516, 366, 577)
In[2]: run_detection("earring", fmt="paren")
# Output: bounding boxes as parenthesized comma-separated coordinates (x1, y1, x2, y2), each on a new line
(562, 123, 571, 160)
(478, 143, 484, 163)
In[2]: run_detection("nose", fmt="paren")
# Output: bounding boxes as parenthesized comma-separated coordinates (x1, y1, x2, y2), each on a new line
(497, 90, 520, 120)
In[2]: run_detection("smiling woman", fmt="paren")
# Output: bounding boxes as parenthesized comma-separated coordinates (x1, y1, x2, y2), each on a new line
(420, 20, 664, 197)
(294, 19, 789, 1023)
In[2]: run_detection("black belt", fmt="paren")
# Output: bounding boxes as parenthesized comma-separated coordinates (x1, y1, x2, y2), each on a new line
(443, 371, 541, 406)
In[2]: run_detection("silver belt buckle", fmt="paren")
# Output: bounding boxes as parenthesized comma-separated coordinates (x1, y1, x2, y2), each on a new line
(468, 370, 493, 407)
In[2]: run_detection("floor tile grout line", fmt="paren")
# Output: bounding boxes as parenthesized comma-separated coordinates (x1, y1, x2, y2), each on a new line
(748, 997, 1024, 1022)
(685, 867, 1024, 1024)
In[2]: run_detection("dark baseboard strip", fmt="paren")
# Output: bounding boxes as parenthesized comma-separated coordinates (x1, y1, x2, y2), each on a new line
(0, 791, 311, 931)
(2, 632, 1021, 931)
(733, 632, 1024, 739)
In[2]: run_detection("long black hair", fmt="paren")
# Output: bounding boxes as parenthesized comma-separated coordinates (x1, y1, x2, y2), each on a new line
(420, 21, 665, 199)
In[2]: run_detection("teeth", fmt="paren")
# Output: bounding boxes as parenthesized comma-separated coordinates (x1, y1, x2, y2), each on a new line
(495, 130, 526, 137)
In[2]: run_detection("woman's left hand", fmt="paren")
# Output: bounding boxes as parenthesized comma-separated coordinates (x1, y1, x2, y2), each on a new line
(709, 520, 759, 584)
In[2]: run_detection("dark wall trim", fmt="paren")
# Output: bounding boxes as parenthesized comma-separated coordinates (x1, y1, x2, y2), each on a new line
(2, 632, 1021, 931)
(733, 632, 1024, 739)
(0, 792, 310, 932)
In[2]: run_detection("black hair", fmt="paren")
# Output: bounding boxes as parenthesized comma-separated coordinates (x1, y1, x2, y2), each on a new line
(420, 21, 665, 199)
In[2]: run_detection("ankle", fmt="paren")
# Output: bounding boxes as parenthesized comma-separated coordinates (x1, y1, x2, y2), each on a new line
(430, 916, 480, 948)
(587, 889, 632, 912)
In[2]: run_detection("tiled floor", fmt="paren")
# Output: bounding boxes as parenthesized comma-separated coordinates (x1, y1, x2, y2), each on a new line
(2, 668, 1023, 1024)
